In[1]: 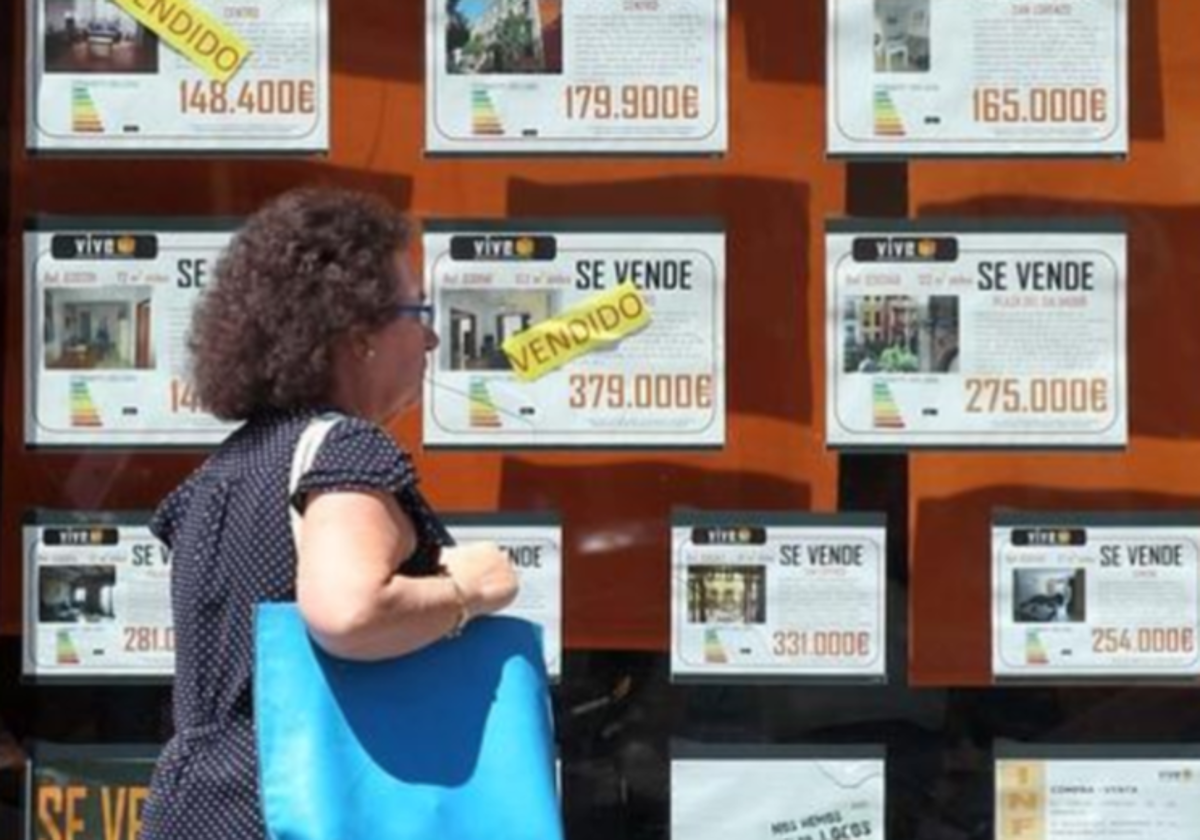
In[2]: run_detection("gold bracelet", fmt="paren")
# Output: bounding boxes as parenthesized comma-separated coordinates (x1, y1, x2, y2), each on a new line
(440, 566, 471, 638)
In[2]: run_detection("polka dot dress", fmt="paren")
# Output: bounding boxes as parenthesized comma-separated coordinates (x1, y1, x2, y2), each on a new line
(139, 410, 451, 840)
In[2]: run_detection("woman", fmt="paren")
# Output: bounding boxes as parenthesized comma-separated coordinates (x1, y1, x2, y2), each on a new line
(140, 189, 518, 840)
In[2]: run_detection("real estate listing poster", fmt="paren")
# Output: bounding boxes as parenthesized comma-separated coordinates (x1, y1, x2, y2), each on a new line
(672, 745, 886, 840)
(25, 218, 238, 448)
(27, 743, 157, 840)
(828, 0, 1127, 156)
(670, 513, 887, 682)
(22, 511, 561, 682)
(993, 513, 1200, 681)
(996, 745, 1200, 840)
(443, 513, 563, 679)
(426, 0, 727, 154)
(22, 512, 172, 681)
(27, 0, 329, 153)
(826, 219, 1127, 449)
(423, 220, 725, 448)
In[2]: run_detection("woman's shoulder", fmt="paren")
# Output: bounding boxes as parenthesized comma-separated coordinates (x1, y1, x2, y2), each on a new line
(320, 414, 412, 458)
(296, 414, 419, 497)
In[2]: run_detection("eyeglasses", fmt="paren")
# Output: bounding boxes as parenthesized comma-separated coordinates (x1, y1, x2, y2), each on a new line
(388, 302, 436, 329)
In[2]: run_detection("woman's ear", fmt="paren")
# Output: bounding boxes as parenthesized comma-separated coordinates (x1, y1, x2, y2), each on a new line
(342, 325, 375, 362)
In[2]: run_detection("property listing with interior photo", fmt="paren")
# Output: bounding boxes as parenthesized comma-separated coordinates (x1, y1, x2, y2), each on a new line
(992, 512, 1200, 681)
(828, 0, 1127, 155)
(23, 511, 174, 679)
(427, 0, 727, 152)
(27, 0, 330, 152)
(423, 220, 725, 448)
(25, 218, 239, 447)
(826, 219, 1127, 448)
(671, 513, 887, 681)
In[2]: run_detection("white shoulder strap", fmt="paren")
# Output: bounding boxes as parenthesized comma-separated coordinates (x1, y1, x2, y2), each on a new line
(288, 415, 341, 548)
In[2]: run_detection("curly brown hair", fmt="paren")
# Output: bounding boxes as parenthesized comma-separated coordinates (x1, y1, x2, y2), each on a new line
(189, 188, 411, 420)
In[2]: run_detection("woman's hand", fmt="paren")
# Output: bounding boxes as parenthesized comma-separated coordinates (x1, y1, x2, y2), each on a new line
(440, 542, 520, 619)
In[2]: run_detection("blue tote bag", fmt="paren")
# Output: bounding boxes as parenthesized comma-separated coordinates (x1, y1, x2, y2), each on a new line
(255, 607, 561, 840)
(255, 416, 562, 840)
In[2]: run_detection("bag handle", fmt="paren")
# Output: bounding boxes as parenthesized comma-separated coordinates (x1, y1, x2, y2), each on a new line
(288, 415, 341, 548)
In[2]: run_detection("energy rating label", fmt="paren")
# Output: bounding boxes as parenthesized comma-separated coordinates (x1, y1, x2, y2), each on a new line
(670, 513, 886, 682)
(426, 0, 727, 154)
(423, 220, 725, 448)
(29, 744, 158, 840)
(23, 511, 173, 680)
(673, 745, 886, 840)
(828, 0, 1127, 156)
(443, 514, 563, 679)
(25, 218, 238, 448)
(825, 219, 1127, 449)
(27, 0, 329, 152)
(992, 513, 1200, 681)
(996, 745, 1200, 840)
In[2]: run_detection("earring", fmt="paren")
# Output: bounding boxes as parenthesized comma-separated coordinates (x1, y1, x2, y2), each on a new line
(365, 348, 376, 361)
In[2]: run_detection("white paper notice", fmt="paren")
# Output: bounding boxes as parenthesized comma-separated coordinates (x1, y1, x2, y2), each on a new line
(996, 751, 1200, 840)
(671, 514, 887, 681)
(23, 513, 173, 680)
(27, 0, 329, 153)
(673, 751, 886, 840)
(826, 220, 1127, 449)
(827, 0, 1127, 156)
(423, 221, 725, 448)
(426, 0, 727, 154)
(25, 220, 238, 448)
(444, 514, 563, 679)
(992, 514, 1200, 681)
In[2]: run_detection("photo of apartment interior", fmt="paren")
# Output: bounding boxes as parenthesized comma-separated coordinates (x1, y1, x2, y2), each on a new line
(1013, 569, 1086, 624)
(874, 0, 930, 73)
(39, 566, 117, 623)
(687, 566, 767, 625)
(447, 0, 563, 75)
(442, 289, 558, 371)
(44, 288, 155, 370)
(43, 0, 158, 74)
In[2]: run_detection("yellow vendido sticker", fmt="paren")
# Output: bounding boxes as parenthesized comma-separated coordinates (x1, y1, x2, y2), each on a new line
(502, 284, 652, 382)
(112, 0, 252, 83)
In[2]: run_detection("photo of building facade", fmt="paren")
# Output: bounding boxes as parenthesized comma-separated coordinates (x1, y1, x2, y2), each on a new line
(446, 0, 563, 75)
(843, 295, 959, 373)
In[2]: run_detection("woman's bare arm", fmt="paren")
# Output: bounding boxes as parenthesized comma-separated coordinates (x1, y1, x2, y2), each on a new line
(295, 489, 517, 660)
